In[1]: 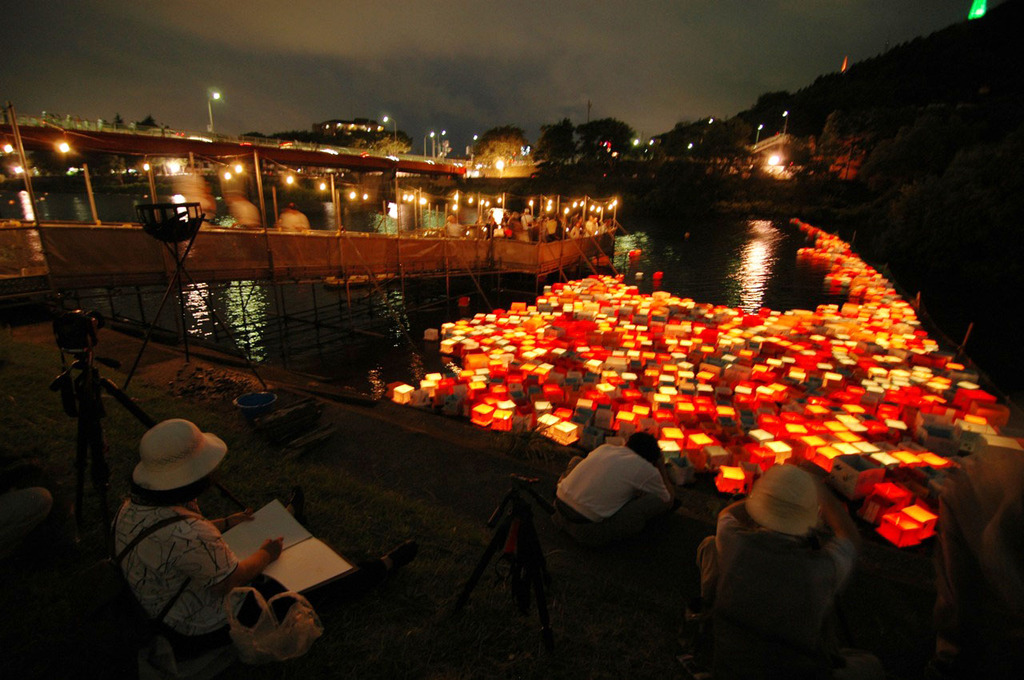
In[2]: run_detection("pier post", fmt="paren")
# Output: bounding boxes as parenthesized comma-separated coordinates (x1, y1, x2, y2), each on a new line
(82, 163, 101, 224)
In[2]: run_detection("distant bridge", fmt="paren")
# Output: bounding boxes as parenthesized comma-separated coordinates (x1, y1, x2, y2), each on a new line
(1, 114, 465, 177)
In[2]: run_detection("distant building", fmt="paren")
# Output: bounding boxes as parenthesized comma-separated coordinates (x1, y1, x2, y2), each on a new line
(313, 118, 385, 137)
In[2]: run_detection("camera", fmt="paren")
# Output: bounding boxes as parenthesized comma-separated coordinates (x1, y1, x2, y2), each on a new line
(53, 309, 105, 354)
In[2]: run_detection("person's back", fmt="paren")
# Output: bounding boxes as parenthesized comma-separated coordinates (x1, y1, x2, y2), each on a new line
(713, 514, 848, 678)
(699, 464, 879, 680)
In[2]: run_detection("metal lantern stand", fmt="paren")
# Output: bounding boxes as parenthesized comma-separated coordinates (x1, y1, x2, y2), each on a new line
(125, 202, 266, 390)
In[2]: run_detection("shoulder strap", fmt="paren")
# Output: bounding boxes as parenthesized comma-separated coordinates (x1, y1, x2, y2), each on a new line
(114, 513, 190, 565)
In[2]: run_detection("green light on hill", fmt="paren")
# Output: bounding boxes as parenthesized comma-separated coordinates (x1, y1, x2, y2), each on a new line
(968, 0, 987, 20)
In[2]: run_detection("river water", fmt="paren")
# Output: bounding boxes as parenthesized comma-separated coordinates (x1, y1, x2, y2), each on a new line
(4, 190, 850, 396)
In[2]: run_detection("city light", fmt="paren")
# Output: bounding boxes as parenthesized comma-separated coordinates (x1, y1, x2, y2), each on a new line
(234, 164, 243, 174)
(2, 144, 13, 154)
(57, 141, 70, 153)
(319, 182, 327, 191)
(285, 175, 294, 184)
(223, 171, 232, 180)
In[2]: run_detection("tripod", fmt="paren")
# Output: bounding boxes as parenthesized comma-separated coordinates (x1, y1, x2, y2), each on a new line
(50, 318, 156, 534)
(453, 474, 557, 651)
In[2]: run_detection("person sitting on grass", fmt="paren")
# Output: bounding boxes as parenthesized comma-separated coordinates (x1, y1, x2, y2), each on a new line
(695, 463, 883, 680)
(553, 432, 675, 546)
(114, 419, 418, 663)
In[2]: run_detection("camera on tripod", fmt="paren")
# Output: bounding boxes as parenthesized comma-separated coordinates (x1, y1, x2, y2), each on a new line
(53, 309, 105, 357)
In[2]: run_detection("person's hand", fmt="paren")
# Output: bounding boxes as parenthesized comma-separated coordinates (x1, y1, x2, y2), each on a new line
(260, 537, 284, 563)
(224, 508, 254, 529)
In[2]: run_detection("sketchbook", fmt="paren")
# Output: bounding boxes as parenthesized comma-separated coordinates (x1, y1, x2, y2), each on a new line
(222, 499, 355, 593)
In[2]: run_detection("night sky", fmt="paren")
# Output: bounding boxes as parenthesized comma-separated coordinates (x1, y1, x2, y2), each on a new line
(5, 1, 1002, 153)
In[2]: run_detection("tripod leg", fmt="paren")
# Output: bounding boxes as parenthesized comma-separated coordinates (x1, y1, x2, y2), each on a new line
(74, 417, 89, 531)
(452, 515, 512, 615)
(519, 515, 555, 651)
(85, 417, 112, 533)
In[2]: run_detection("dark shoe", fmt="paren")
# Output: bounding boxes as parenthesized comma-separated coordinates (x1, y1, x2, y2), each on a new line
(383, 540, 418, 569)
(285, 486, 306, 525)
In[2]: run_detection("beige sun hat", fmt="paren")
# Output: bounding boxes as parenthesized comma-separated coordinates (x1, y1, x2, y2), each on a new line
(133, 419, 227, 491)
(746, 464, 820, 536)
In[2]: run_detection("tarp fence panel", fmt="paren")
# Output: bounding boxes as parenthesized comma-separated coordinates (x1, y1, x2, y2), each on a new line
(0, 225, 47, 276)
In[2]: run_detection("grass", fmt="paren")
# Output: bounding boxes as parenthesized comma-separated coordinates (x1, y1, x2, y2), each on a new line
(0, 337, 685, 680)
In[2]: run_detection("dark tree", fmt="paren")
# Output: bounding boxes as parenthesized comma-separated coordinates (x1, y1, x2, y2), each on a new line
(534, 118, 577, 166)
(472, 126, 528, 166)
(575, 118, 634, 161)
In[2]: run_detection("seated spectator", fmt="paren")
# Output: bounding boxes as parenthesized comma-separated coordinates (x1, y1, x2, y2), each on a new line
(115, 419, 417, 663)
(0, 460, 54, 561)
(696, 464, 883, 680)
(928, 448, 1024, 680)
(553, 432, 675, 546)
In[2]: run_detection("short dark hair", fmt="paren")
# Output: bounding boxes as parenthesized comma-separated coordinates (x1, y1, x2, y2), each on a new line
(626, 432, 661, 464)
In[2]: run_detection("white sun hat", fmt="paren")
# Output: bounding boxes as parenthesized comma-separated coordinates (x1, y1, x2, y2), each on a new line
(133, 419, 227, 491)
(746, 464, 820, 536)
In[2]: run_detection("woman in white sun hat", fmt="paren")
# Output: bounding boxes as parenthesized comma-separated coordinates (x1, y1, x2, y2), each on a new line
(695, 463, 883, 680)
(113, 419, 417, 663)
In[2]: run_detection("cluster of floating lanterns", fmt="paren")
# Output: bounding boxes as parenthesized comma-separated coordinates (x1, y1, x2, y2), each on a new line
(390, 218, 1017, 548)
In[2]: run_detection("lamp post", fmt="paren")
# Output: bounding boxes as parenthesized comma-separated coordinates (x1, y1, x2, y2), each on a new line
(383, 115, 397, 142)
(782, 110, 789, 136)
(755, 123, 764, 145)
(207, 91, 221, 133)
(425, 130, 435, 157)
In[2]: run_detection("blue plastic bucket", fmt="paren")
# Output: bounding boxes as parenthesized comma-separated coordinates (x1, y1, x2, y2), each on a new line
(233, 391, 277, 419)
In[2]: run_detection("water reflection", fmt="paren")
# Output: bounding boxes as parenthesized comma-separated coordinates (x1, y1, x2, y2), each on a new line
(223, 281, 269, 362)
(729, 219, 781, 312)
(184, 282, 212, 338)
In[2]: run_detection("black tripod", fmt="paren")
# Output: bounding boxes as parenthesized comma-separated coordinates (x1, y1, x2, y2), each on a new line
(453, 474, 557, 651)
(49, 311, 157, 534)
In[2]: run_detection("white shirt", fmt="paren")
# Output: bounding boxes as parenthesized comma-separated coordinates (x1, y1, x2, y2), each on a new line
(557, 444, 670, 521)
(114, 501, 238, 636)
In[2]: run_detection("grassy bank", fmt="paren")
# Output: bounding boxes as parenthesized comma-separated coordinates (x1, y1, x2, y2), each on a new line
(0, 333, 685, 679)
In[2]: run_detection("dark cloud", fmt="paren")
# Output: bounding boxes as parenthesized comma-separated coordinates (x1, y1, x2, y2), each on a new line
(6, 1, 1001, 149)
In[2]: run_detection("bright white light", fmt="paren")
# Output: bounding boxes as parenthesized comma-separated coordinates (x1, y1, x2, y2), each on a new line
(211, 91, 221, 100)
(58, 142, 70, 153)
(495, 159, 505, 171)
(2, 144, 13, 153)
(285, 175, 294, 184)
(319, 182, 327, 191)
(349, 190, 358, 200)
(223, 171, 232, 180)
(768, 155, 781, 166)
(362, 193, 368, 200)
(142, 163, 151, 171)
(14, 166, 24, 174)
(167, 161, 182, 174)
(234, 164, 243, 174)
(18, 190, 34, 220)
(419, 197, 427, 205)
(387, 201, 398, 219)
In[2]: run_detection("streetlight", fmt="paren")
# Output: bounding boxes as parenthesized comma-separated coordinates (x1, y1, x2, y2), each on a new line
(782, 110, 789, 136)
(207, 90, 221, 133)
(382, 115, 397, 142)
(424, 130, 435, 157)
(755, 124, 764, 144)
